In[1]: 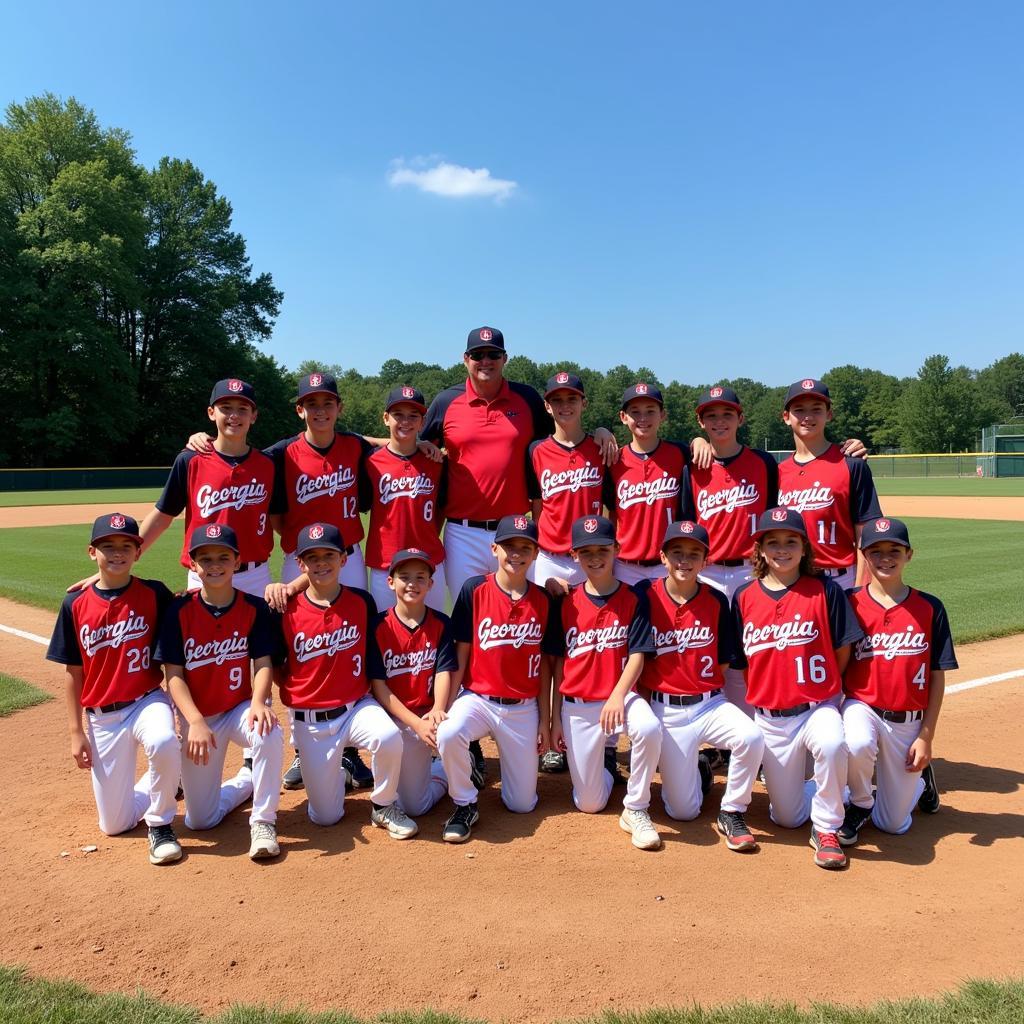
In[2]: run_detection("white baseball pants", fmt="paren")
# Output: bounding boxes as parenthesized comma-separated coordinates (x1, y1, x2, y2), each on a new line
(177, 700, 284, 829)
(842, 699, 926, 835)
(188, 560, 272, 597)
(443, 521, 498, 603)
(86, 689, 180, 835)
(561, 691, 661, 813)
(368, 565, 448, 613)
(281, 547, 367, 590)
(756, 698, 847, 833)
(613, 561, 667, 587)
(652, 691, 764, 819)
(437, 690, 539, 812)
(395, 724, 448, 816)
(529, 550, 584, 589)
(698, 562, 756, 718)
(292, 696, 403, 826)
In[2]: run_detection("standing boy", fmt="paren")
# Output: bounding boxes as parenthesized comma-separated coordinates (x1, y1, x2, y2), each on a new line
(549, 516, 662, 850)
(47, 514, 181, 865)
(371, 548, 457, 816)
(436, 515, 559, 842)
(839, 518, 955, 845)
(157, 524, 284, 860)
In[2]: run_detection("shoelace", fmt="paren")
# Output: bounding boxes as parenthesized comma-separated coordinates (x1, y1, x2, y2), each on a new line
(817, 830, 842, 852)
(151, 824, 176, 843)
(630, 809, 654, 830)
(252, 822, 276, 841)
(451, 805, 476, 827)
(380, 804, 409, 827)
(287, 756, 301, 771)
(722, 812, 749, 836)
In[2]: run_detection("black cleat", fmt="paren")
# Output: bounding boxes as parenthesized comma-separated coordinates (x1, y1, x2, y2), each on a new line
(716, 810, 758, 852)
(469, 739, 487, 783)
(918, 764, 940, 814)
(838, 803, 873, 847)
(282, 752, 304, 790)
(148, 824, 182, 865)
(540, 750, 568, 774)
(698, 751, 713, 797)
(443, 802, 480, 843)
(343, 747, 374, 789)
(605, 746, 627, 786)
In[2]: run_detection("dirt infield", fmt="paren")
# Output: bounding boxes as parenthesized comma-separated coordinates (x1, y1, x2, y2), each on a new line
(0, 502, 155, 528)
(1, 594, 1022, 1021)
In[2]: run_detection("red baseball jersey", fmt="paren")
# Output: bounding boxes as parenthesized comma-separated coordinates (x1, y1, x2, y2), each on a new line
(451, 574, 560, 699)
(156, 591, 280, 717)
(731, 575, 863, 710)
(363, 446, 446, 570)
(373, 607, 458, 713)
(277, 587, 384, 708)
(554, 583, 652, 701)
(680, 447, 779, 562)
(776, 445, 881, 569)
(606, 441, 688, 561)
(47, 577, 171, 708)
(844, 587, 957, 711)
(527, 435, 606, 553)
(158, 448, 276, 567)
(640, 580, 736, 696)
(266, 432, 372, 553)
(421, 379, 550, 520)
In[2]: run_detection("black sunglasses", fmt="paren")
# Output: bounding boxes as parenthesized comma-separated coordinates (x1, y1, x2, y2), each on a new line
(466, 349, 504, 361)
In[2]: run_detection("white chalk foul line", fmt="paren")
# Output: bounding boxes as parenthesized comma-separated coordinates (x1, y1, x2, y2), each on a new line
(2, 619, 1022, 695)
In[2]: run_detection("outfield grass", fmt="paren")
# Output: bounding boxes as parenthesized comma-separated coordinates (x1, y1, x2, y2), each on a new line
(873, 477, 1024, 497)
(0, 487, 163, 507)
(0, 673, 52, 716)
(1, 968, 1022, 1024)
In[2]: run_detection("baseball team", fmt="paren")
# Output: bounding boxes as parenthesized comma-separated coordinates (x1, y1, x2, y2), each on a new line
(47, 326, 956, 871)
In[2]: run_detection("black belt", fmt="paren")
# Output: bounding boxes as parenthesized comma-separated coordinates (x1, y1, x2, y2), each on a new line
(650, 688, 722, 707)
(88, 687, 160, 715)
(294, 701, 356, 722)
(239, 560, 268, 572)
(870, 705, 923, 723)
(711, 559, 747, 567)
(484, 695, 527, 705)
(756, 702, 815, 718)
(618, 557, 661, 567)
(448, 517, 502, 531)
(563, 695, 602, 704)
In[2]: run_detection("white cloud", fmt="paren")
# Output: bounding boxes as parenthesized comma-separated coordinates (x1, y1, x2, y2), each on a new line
(387, 159, 518, 202)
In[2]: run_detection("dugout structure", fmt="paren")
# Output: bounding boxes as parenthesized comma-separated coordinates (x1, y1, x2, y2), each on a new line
(977, 422, 1024, 478)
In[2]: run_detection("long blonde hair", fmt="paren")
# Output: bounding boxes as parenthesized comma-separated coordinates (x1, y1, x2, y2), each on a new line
(751, 535, 819, 580)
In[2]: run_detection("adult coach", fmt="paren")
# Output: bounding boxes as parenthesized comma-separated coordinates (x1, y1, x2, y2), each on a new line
(422, 327, 618, 603)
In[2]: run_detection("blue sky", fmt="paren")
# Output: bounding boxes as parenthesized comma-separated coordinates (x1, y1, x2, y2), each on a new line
(5, 2, 1023, 384)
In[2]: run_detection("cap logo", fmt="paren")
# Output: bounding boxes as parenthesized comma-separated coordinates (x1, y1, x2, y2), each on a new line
(109, 514, 125, 529)
(583, 518, 598, 533)
(556, 372, 569, 384)
(876, 519, 890, 532)
(309, 373, 322, 387)
(681, 522, 694, 534)
(635, 382, 648, 395)
(479, 328, 493, 342)
(228, 379, 243, 393)
(206, 524, 221, 538)
(801, 379, 815, 390)
(771, 509, 788, 522)
(408, 547, 423, 555)
(308, 525, 324, 540)
(710, 387, 723, 398)
(514, 516, 528, 531)
(401, 386, 415, 399)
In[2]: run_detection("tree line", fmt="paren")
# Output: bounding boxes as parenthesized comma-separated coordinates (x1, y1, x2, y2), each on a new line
(1, 95, 1021, 468)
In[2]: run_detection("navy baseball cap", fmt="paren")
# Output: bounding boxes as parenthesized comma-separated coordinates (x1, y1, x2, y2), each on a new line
(90, 512, 142, 546)
(621, 382, 664, 410)
(188, 523, 240, 554)
(544, 372, 585, 399)
(860, 517, 912, 549)
(753, 507, 807, 540)
(466, 326, 505, 353)
(385, 385, 427, 412)
(784, 378, 831, 409)
(696, 385, 742, 416)
(388, 547, 436, 574)
(570, 515, 616, 549)
(295, 522, 345, 556)
(209, 378, 256, 407)
(661, 520, 710, 551)
(296, 372, 340, 402)
(493, 514, 539, 545)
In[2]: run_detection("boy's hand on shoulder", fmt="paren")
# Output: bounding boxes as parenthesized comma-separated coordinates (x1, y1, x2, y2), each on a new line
(690, 435, 713, 469)
(416, 439, 444, 463)
(186, 432, 216, 453)
(67, 572, 100, 594)
(263, 582, 291, 613)
(594, 427, 619, 466)
(70, 730, 92, 769)
(906, 736, 932, 772)
(600, 695, 625, 735)
(247, 702, 278, 736)
(187, 721, 216, 766)
(543, 576, 570, 599)
(839, 438, 868, 459)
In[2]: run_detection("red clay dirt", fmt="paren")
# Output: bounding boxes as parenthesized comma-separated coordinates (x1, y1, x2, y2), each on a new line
(1, 594, 1022, 1021)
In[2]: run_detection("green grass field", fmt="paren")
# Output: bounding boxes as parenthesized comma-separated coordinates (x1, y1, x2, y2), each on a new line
(873, 477, 1024, 496)
(0, 673, 52, 716)
(0, 968, 1021, 1024)
(0, 487, 163, 507)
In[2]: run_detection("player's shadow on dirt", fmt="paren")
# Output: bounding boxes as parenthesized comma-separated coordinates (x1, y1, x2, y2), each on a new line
(931, 757, 1024, 795)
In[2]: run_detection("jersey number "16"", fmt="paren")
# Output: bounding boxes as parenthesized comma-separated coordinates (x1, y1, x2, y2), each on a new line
(794, 654, 827, 685)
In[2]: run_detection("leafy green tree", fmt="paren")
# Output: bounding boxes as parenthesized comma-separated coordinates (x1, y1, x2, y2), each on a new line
(900, 355, 979, 452)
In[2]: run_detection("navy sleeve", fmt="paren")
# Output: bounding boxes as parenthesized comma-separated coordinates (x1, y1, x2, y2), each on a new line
(264, 437, 292, 516)
(669, 441, 689, 515)
(450, 576, 484, 643)
(154, 596, 188, 666)
(156, 450, 195, 517)
(921, 592, 958, 670)
(752, 448, 780, 505)
(355, 588, 386, 679)
(823, 578, 864, 649)
(245, 595, 281, 661)
(432, 611, 459, 673)
(269, 610, 287, 666)
(729, 582, 754, 670)
(437, 458, 449, 516)
(602, 461, 618, 514)
(421, 385, 462, 445)
(46, 592, 85, 666)
(140, 579, 174, 662)
(357, 440, 373, 514)
(510, 380, 553, 443)
(708, 586, 738, 666)
(526, 440, 543, 500)
(679, 465, 696, 521)
(541, 590, 562, 657)
(846, 456, 882, 524)
(627, 587, 654, 655)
